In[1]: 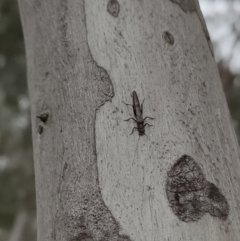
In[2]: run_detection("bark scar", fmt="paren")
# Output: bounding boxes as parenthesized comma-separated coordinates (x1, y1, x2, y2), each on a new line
(166, 155, 229, 222)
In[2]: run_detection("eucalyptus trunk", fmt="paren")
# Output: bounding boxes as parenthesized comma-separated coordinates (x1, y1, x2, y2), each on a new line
(18, 0, 240, 240)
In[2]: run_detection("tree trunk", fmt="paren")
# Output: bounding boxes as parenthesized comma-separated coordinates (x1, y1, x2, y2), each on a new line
(18, 0, 240, 241)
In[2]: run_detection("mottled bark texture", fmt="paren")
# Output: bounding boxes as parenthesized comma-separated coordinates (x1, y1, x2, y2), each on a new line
(166, 155, 229, 222)
(19, 0, 240, 241)
(18, 0, 129, 240)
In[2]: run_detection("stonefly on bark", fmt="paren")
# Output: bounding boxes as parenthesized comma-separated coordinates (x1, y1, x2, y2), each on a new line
(123, 91, 156, 163)
(123, 91, 154, 135)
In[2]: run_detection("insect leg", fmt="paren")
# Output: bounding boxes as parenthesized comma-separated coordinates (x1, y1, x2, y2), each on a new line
(124, 117, 138, 123)
(143, 123, 154, 128)
(143, 116, 155, 121)
(132, 136, 140, 164)
(129, 127, 139, 135)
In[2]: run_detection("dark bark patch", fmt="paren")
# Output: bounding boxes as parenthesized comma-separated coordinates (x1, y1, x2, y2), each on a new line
(107, 0, 120, 18)
(169, 0, 214, 57)
(92, 62, 114, 108)
(163, 31, 175, 45)
(37, 112, 49, 123)
(166, 155, 229, 222)
(37, 125, 44, 135)
(67, 189, 132, 241)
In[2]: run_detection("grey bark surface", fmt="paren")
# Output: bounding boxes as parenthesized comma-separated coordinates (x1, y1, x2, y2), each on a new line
(18, 0, 240, 241)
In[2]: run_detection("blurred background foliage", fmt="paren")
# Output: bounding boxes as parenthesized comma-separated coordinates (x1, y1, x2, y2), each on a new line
(0, 0, 36, 240)
(0, 0, 239, 240)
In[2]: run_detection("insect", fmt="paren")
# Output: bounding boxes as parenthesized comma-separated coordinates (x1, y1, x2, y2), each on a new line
(123, 91, 162, 164)
(123, 91, 156, 163)
(123, 91, 155, 135)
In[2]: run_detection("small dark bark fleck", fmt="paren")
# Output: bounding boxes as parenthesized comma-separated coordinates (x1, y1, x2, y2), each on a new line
(166, 155, 229, 222)
(162, 31, 175, 45)
(107, 0, 120, 18)
(37, 112, 49, 123)
(37, 125, 44, 134)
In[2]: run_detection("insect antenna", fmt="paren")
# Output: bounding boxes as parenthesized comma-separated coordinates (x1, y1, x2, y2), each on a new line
(143, 133, 161, 156)
(132, 135, 140, 164)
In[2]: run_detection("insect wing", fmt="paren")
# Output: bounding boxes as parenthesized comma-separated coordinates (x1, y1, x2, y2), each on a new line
(140, 101, 143, 114)
(132, 91, 142, 118)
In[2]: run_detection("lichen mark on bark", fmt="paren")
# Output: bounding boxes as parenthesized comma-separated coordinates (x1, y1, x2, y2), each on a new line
(169, 0, 214, 57)
(166, 155, 229, 222)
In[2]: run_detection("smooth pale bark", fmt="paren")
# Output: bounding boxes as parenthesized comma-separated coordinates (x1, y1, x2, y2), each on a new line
(18, 0, 240, 241)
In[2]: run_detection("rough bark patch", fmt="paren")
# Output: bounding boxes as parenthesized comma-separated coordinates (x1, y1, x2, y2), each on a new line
(162, 31, 175, 45)
(169, 0, 214, 57)
(37, 125, 43, 135)
(36, 112, 49, 123)
(70, 189, 131, 241)
(166, 155, 229, 222)
(56, 1, 131, 240)
(107, 0, 120, 18)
